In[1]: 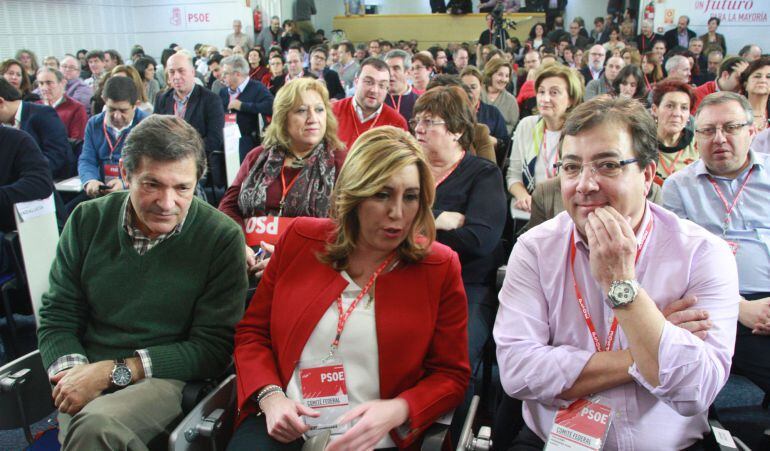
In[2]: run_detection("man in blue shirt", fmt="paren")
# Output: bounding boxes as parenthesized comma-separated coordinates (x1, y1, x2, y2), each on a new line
(663, 91, 770, 396)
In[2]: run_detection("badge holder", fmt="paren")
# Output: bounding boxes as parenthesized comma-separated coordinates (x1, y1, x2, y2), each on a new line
(297, 355, 351, 438)
(545, 396, 613, 451)
(103, 163, 120, 184)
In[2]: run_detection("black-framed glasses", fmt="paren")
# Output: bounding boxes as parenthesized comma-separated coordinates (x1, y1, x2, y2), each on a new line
(694, 122, 751, 138)
(554, 158, 638, 179)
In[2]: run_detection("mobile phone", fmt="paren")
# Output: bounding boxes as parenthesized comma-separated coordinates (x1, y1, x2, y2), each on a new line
(98, 184, 110, 191)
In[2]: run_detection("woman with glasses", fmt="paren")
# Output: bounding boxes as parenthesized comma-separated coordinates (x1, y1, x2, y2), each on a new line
(740, 57, 770, 133)
(410, 53, 434, 95)
(651, 79, 698, 185)
(411, 86, 506, 408)
(219, 78, 346, 277)
(507, 64, 583, 212)
(481, 58, 520, 136)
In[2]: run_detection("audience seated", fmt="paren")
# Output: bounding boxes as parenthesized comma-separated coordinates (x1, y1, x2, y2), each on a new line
(383, 50, 420, 122)
(481, 58, 520, 136)
(663, 91, 770, 398)
(329, 41, 360, 92)
(459, 66, 510, 166)
(36, 67, 87, 142)
(0, 127, 54, 273)
(307, 45, 346, 100)
(0, 79, 72, 180)
(496, 96, 738, 450)
(507, 64, 584, 212)
(584, 54, 625, 99)
(612, 64, 649, 106)
(219, 78, 347, 276)
(155, 52, 226, 188)
(692, 56, 747, 110)
(651, 79, 698, 184)
(739, 57, 770, 133)
(580, 44, 607, 85)
(58, 55, 93, 114)
(37, 115, 247, 450)
(218, 55, 274, 161)
(331, 57, 408, 149)
(1, 58, 40, 102)
(229, 126, 469, 450)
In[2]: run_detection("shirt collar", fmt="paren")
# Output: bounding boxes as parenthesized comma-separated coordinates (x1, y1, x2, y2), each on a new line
(121, 195, 186, 241)
(13, 101, 23, 129)
(235, 77, 249, 94)
(694, 149, 763, 177)
(174, 88, 193, 104)
(353, 98, 382, 123)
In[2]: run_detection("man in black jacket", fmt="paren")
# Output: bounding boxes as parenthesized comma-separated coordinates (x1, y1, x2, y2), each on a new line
(0, 127, 54, 272)
(155, 53, 226, 188)
(664, 16, 696, 52)
(308, 45, 346, 100)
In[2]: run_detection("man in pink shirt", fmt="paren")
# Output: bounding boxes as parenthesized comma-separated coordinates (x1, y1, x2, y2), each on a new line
(495, 96, 739, 450)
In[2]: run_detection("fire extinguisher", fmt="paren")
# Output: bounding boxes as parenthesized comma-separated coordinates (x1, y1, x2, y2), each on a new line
(253, 7, 262, 33)
(644, 1, 655, 23)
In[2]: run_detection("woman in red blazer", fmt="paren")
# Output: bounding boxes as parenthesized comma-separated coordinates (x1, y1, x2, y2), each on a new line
(229, 126, 470, 451)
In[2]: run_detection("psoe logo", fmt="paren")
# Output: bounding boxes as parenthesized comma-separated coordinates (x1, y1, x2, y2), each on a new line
(170, 7, 182, 26)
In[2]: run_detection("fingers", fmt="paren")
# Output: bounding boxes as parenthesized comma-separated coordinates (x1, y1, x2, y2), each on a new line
(336, 403, 368, 426)
(666, 306, 709, 326)
(296, 402, 320, 418)
(260, 241, 275, 253)
(662, 295, 698, 317)
(676, 319, 713, 336)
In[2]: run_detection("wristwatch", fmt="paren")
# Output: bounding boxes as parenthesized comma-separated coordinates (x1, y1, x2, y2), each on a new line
(110, 358, 132, 388)
(607, 280, 640, 308)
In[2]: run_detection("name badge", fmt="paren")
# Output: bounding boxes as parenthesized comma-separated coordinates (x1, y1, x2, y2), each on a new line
(243, 216, 295, 246)
(225, 113, 238, 124)
(103, 163, 120, 183)
(298, 358, 351, 437)
(545, 398, 612, 451)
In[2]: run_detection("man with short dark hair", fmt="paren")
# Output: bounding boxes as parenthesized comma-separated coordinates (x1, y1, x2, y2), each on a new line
(77, 77, 147, 203)
(218, 55, 274, 160)
(256, 16, 282, 52)
(707, 50, 724, 77)
(331, 57, 408, 148)
(307, 46, 345, 100)
(567, 21, 590, 48)
(446, 46, 470, 75)
(38, 114, 247, 450)
(329, 41, 360, 92)
(155, 52, 226, 188)
(103, 49, 123, 72)
(0, 79, 72, 179)
(693, 56, 749, 110)
(496, 96, 738, 450)
(663, 91, 770, 399)
(84, 50, 105, 88)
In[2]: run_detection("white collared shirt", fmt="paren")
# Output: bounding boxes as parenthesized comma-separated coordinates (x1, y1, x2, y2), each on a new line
(353, 98, 382, 123)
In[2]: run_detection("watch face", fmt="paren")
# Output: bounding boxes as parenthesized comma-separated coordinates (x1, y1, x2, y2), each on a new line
(112, 366, 132, 387)
(609, 281, 638, 306)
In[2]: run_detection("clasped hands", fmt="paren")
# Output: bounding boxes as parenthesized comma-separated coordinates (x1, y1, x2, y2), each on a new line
(50, 361, 113, 415)
(587, 206, 712, 338)
(261, 393, 409, 450)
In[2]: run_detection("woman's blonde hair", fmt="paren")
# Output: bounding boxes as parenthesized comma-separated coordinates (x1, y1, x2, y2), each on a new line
(110, 65, 148, 103)
(262, 78, 343, 152)
(534, 63, 584, 113)
(321, 126, 436, 270)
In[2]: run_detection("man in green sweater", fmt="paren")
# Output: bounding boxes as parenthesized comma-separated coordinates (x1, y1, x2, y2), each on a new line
(37, 114, 248, 450)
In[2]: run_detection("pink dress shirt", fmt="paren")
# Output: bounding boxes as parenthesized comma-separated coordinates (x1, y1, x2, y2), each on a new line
(494, 202, 739, 449)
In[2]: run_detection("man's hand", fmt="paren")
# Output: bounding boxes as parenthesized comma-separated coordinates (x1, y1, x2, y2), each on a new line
(260, 393, 319, 443)
(325, 399, 409, 451)
(585, 207, 637, 292)
(84, 180, 104, 198)
(50, 361, 112, 415)
(514, 194, 532, 212)
(228, 99, 242, 111)
(739, 298, 770, 335)
(662, 295, 712, 340)
(104, 178, 124, 193)
(435, 211, 465, 231)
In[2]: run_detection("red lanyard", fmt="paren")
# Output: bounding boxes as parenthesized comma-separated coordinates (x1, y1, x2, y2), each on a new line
(278, 165, 300, 215)
(542, 131, 559, 179)
(351, 100, 381, 138)
(658, 148, 685, 177)
(569, 217, 654, 352)
(435, 151, 465, 187)
(331, 253, 395, 350)
(389, 93, 403, 114)
(102, 120, 125, 161)
(706, 167, 754, 234)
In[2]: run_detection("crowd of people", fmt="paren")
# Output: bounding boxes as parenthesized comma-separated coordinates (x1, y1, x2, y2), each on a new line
(1, 3, 770, 450)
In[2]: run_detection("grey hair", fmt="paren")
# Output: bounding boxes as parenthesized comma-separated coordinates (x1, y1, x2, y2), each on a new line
(665, 55, 689, 74)
(271, 15, 280, 21)
(221, 55, 249, 75)
(695, 91, 754, 124)
(36, 67, 64, 83)
(384, 49, 412, 70)
(122, 115, 207, 180)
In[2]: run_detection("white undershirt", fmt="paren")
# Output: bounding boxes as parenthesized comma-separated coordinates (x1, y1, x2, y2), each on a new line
(286, 271, 395, 448)
(534, 129, 562, 183)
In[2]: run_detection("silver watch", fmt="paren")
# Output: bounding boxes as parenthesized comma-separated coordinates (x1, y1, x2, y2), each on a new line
(607, 280, 640, 308)
(110, 358, 132, 388)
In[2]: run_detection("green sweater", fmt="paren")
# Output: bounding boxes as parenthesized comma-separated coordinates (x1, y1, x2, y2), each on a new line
(37, 192, 248, 381)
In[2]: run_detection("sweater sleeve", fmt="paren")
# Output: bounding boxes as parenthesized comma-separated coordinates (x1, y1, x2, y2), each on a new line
(506, 117, 530, 190)
(145, 218, 248, 380)
(37, 207, 92, 369)
(70, 102, 88, 141)
(78, 117, 102, 184)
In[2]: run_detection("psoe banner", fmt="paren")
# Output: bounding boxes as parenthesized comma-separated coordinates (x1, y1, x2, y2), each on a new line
(644, 0, 770, 54)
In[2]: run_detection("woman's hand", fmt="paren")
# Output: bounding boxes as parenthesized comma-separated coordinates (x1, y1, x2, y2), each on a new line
(260, 393, 320, 443)
(435, 212, 465, 231)
(252, 241, 275, 278)
(513, 194, 532, 212)
(325, 399, 409, 451)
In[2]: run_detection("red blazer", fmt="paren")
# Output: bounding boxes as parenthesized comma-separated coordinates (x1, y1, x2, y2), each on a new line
(234, 217, 470, 448)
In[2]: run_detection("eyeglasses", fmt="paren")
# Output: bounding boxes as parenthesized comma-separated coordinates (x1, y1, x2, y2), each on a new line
(360, 78, 389, 91)
(409, 118, 446, 129)
(554, 158, 638, 179)
(694, 122, 751, 138)
(60, 64, 79, 71)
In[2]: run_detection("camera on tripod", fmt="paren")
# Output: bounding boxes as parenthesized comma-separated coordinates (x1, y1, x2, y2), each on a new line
(489, 1, 517, 49)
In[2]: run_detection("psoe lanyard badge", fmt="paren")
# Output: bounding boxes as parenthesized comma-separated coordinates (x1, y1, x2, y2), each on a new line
(297, 357, 351, 438)
(103, 164, 120, 183)
(242, 216, 295, 246)
(545, 397, 613, 451)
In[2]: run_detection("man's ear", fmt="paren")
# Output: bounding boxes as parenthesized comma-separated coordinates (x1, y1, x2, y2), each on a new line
(119, 159, 130, 187)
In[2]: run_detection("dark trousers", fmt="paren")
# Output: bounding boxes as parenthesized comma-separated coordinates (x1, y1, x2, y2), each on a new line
(733, 292, 770, 395)
(228, 415, 302, 451)
(430, 0, 447, 13)
(0, 230, 8, 274)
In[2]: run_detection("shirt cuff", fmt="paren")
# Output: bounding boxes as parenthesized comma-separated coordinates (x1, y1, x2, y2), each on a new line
(135, 349, 153, 378)
(47, 354, 89, 378)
